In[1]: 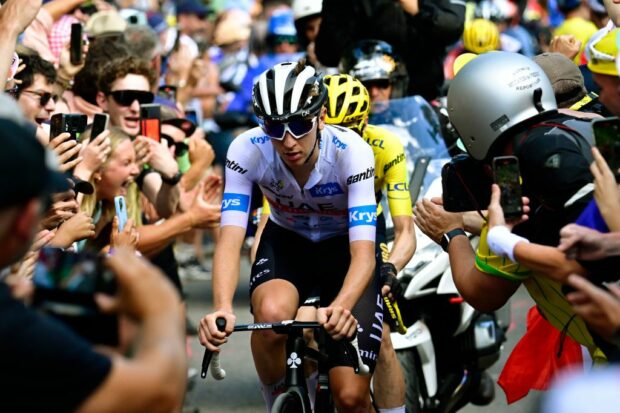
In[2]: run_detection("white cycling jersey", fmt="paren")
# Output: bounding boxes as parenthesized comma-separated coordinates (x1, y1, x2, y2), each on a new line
(221, 124, 377, 242)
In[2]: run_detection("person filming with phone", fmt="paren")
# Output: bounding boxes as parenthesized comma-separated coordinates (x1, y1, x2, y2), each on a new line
(0, 114, 187, 412)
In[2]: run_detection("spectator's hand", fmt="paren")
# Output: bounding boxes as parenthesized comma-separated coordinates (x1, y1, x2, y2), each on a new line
(147, 139, 179, 180)
(317, 306, 358, 340)
(166, 44, 194, 86)
(110, 216, 139, 250)
(8, 229, 54, 280)
(398, 0, 419, 16)
(48, 132, 83, 172)
(40, 189, 79, 229)
(133, 136, 152, 169)
(51, 212, 95, 248)
(591, 147, 620, 231)
(558, 224, 608, 260)
(186, 58, 208, 89)
(0, 0, 42, 36)
(202, 174, 223, 204)
(549, 35, 582, 61)
(487, 184, 530, 230)
(58, 39, 89, 79)
(96, 248, 181, 321)
(188, 132, 214, 169)
(178, 181, 199, 213)
(187, 181, 221, 228)
(199, 310, 236, 351)
(75, 129, 111, 179)
(566, 274, 620, 341)
(414, 197, 464, 243)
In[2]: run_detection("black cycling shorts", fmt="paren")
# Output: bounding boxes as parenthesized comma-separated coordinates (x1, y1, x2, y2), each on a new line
(250, 220, 383, 372)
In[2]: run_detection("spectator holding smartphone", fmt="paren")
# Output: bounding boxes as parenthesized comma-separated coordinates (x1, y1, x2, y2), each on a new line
(0, 111, 186, 412)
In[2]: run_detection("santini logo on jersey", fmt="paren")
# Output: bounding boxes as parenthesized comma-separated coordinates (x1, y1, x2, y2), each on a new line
(347, 167, 375, 185)
(250, 136, 270, 145)
(309, 182, 344, 197)
(383, 153, 405, 173)
(349, 205, 377, 227)
(221, 193, 250, 212)
(225, 159, 248, 174)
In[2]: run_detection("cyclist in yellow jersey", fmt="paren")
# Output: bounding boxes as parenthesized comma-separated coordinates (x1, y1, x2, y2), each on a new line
(323, 74, 415, 413)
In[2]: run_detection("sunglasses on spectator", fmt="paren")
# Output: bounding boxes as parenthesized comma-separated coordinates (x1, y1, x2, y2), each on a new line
(109, 90, 155, 106)
(21, 90, 59, 106)
(273, 35, 298, 46)
(161, 134, 189, 154)
(362, 79, 391, 90)
(258, 117, 317, 140)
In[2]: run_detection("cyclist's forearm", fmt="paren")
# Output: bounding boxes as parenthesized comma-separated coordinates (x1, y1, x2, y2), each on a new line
(212, 225, 246, 312)
(387, 215, 415, 271)
(332, 240, 375, 310)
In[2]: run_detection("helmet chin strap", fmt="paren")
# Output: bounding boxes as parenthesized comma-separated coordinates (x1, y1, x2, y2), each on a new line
(303, 130, 321, 164)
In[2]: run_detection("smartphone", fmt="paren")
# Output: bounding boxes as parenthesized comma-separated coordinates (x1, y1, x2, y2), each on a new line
(70, 23, 83, 65)
(50, 113, 88, 140)
(32, 248, 118, 345)
(158, 85, 177, 102)
(492, 156, 523, 219)
(91, 113, 109, 140)
(140, 103, 161, 142)
(185, 109, 198, 125)
(592, 116, 620, 177)
(114, 195, 128, 232)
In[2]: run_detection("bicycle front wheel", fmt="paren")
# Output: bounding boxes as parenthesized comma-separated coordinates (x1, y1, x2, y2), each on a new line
(271, 389, 310, 413)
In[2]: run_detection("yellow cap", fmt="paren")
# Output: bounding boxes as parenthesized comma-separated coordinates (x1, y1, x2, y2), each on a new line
(453, 53, 478, 76)
(587, 28, 619, 76)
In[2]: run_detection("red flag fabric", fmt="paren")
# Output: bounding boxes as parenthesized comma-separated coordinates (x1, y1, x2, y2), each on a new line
(498, 306, 584, 404)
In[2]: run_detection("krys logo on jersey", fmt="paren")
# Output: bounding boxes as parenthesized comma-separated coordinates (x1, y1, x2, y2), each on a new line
(222, 193, 250, 212)
(309, 182, 344, 197)
(349, 205, 377, 227)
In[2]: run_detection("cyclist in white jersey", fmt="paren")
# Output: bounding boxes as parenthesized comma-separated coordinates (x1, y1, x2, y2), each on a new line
(199, 60, 382, 413)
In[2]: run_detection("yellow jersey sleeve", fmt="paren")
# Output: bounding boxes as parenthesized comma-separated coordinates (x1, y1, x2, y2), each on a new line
(475, 225, 532, 282)
(363, 124, 412, 217)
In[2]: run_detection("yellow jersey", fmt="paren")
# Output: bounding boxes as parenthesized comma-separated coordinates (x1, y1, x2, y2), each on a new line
(475, 224, 599, 355)
(362, 124, 412, 217)
(263, 124, 412, 218)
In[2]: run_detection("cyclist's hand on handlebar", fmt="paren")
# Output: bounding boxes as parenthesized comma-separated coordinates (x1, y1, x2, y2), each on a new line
(198, 311, 236, 351)
(317, 306, 358, 341)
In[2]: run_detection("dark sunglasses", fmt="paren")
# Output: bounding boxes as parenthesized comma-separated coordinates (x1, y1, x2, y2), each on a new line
(258, 117, 316, 140)
(21, 90, 59, 106)
(109, 90, 155, 106)
(161, 134, 189, 154)
(273, 35, 298, 46)
(362, 79, 391, 90)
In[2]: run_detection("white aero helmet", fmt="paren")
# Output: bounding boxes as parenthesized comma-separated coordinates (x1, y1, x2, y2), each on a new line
(292, 0, 322, 21)
(447, 51, 557, 160)
(252, 60, 327, 122)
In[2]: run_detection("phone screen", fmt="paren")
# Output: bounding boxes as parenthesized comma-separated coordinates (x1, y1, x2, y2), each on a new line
(593, 116, 620, 175)
(140, 104, 161, 142)
(33, 248, 118, 345)
(158, 85, 177, 102)
(114, 196, 128, 232)
(185, 110, 198, 125)
(493, 156, 523, 219)
(70, 23, 83, 65)
(91, 113, 109, 140)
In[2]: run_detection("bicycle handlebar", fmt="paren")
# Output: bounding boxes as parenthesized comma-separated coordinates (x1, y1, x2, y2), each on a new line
(201, 318, 370, 380)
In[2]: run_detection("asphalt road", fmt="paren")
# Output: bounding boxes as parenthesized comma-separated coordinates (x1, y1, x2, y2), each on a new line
(182, 254, 541, 413)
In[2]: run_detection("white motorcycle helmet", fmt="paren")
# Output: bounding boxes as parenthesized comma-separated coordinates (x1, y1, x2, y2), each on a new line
(292, 0, 322, 21)
(447, 51, 557, 160)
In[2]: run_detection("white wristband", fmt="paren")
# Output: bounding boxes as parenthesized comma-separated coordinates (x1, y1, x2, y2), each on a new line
(487, 225, 529, 262)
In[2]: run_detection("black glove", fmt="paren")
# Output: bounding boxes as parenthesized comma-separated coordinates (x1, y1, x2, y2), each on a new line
(380, 262, 402, 298)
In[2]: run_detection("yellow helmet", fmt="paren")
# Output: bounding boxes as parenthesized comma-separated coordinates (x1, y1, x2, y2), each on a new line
(324, 74, 370, 133)
(587, 28, 619, 77)
(462, 19, 500, 54)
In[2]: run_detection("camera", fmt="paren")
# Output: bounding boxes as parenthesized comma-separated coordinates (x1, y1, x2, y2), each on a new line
(441, 154, 492, 212)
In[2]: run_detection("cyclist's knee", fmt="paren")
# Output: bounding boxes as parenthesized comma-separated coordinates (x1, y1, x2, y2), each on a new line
(332, 387, 371, 413)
